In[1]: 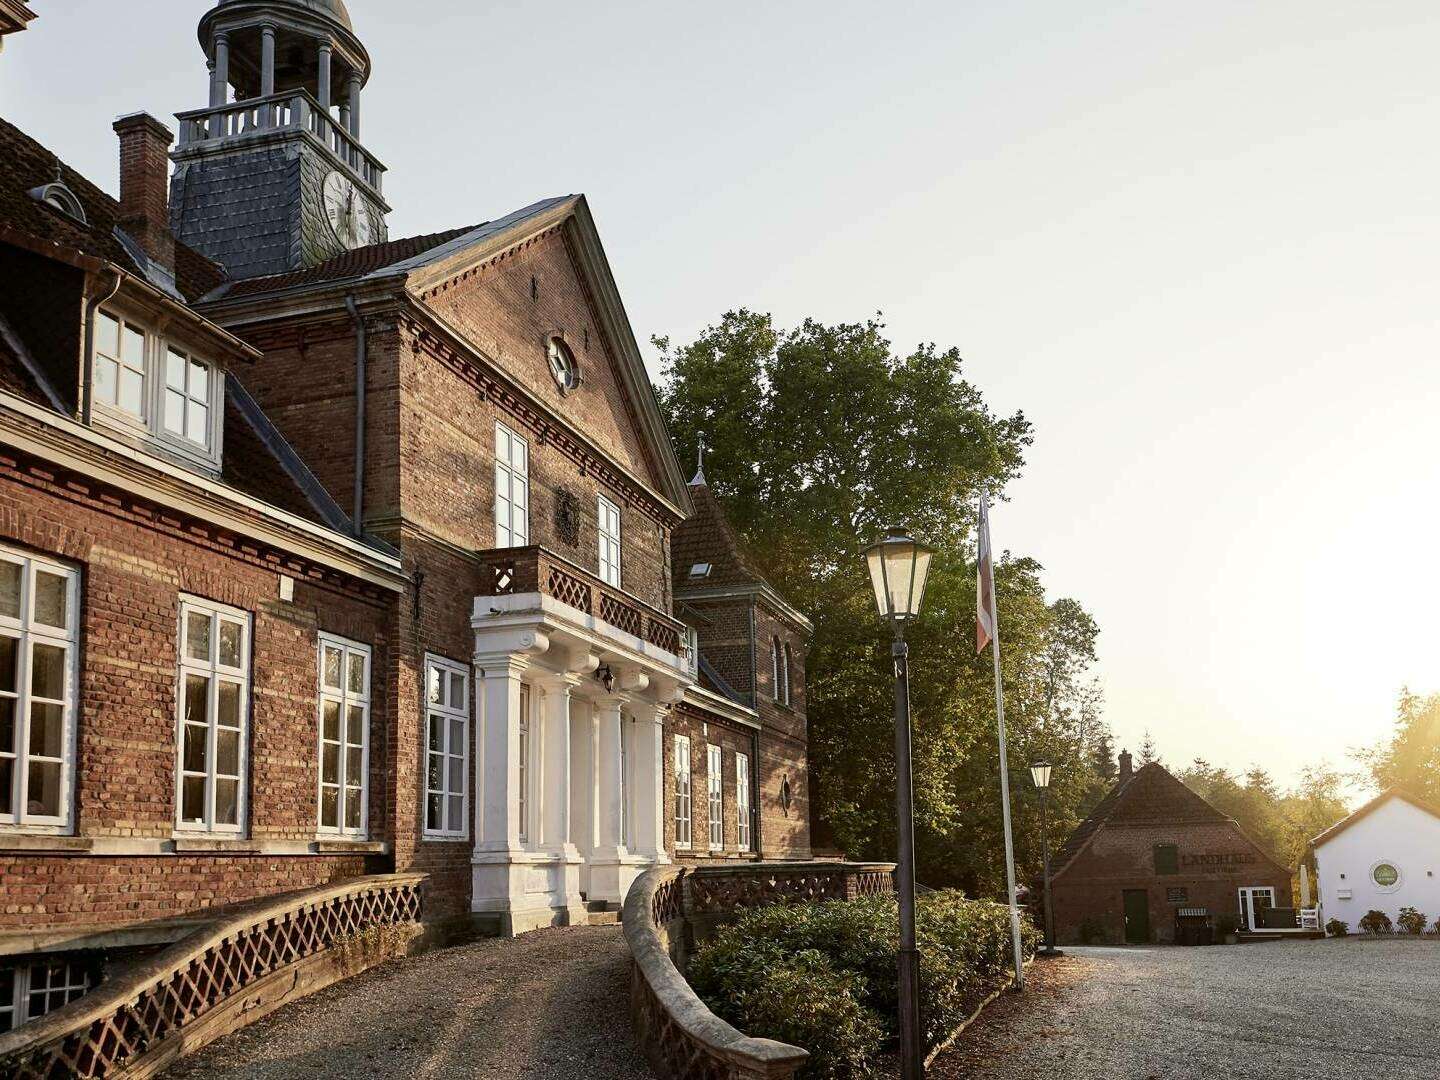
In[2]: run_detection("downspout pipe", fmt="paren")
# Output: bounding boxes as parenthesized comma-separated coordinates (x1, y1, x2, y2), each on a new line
(345, 294, 366, 539)
(80, 267, 123, 424)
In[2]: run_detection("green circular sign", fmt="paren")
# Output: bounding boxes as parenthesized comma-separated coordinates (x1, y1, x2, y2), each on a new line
(1373, 863, 1399, 887)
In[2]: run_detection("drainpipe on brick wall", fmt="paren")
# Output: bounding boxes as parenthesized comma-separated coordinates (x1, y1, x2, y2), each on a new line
(345, 294, 366, 538)
(80, 267, 123, 424)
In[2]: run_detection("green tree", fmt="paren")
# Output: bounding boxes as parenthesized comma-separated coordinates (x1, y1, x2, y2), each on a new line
(656, 310, 1111, 894)
(1356, 689, 1440, 803)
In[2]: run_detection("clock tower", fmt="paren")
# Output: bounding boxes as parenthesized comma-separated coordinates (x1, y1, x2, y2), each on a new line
(170, 0, 389, 281)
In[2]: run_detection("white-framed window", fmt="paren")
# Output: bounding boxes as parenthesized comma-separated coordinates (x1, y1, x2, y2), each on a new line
(598, 494, 622, 587)
(736, 751, 752, 852)
(92, 309, 224, 467)
(0, 549, 79, 833)
(93, 310, 147, 419)
(770, 637, 784, 703)
(424, 654, 469, 839)
(317, 634, 370, 837)
(673, 734, 692, 850)
(707, 744, 724, 850)
(0, 960, 91, 1033)
(517, 682, 531, 844)
(175, 597, 250, 834)
(781, 644, 792, 707)
(495, 421, 529, 548)
(163, 346, 213, 450)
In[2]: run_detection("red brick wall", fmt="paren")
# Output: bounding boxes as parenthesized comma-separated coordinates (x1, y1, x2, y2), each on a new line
(0, 445, 392, 928)
(663, 704, 760, 861)
(1050, 821, 1293, 944)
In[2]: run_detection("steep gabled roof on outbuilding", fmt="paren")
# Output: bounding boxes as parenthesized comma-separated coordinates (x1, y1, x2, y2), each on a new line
(1309, 788, 1440, 850)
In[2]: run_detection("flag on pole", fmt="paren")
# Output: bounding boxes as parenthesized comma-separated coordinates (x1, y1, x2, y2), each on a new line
(976, 493, 996, 653)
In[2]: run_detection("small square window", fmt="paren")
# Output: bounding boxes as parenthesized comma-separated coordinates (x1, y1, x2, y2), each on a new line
(689, 563, 712, 578)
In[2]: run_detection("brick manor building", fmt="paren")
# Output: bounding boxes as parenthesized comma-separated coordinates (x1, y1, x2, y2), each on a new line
(0, 0, 811, 1031)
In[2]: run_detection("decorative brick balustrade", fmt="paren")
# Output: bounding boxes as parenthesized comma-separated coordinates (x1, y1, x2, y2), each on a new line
(475, 545, 686, 657)
(0, 874, 425, 1079)
(623, 862, 896, 1080)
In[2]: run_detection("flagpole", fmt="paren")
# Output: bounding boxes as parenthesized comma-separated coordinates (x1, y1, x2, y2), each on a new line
(982, 488, 1027, 990)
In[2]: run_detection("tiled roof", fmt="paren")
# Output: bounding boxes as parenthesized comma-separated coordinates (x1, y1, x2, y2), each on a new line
(0, 116, 225, 302)
(208, 225, 481, 300)
(672, 481, 770, 592)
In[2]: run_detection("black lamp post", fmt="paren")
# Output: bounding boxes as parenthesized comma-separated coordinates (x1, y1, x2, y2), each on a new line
(1029, 761, 1062, 957)
(864, 526, 934, 1080)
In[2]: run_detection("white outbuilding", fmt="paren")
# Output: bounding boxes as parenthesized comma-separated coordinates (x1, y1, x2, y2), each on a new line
(1312, 790, 1440, 933)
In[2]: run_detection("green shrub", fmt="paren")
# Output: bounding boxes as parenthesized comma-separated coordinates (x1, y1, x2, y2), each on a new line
(1397, 907, 1427, 935)
(688, 891, 1036, 1078)
(1325, 918, 1349, 937)
(1359, 909, 1393, 934)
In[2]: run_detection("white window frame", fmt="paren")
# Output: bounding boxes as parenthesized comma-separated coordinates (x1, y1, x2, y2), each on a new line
(174, 596, 251, 836)
(0, 548, 80, 834)
(736, 751, 752, 852)
(707, 743, 724, 851)
(495, 421, 530, 548)
(598, 494, 622, 587)
(673, 734, 692, 850)
(0, 960, 90, 1033)
(424, 653, 469, 840)
(771, 637, 783, 703)
(92, 309, 148, 425)
(517, 682, 531, 844)
(93, 307, 225, 470)
(316, 634, 371, 838)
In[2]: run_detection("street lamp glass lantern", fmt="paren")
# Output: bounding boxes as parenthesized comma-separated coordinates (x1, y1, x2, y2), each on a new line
(1030, 761, 1053, 790)
(864, 527, 934, 623)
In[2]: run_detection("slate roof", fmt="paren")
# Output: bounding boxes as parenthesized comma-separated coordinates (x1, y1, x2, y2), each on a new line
(0, 116, 225, 302)
(1309, 788, 1440, 850)
(672, 480, 770, 592)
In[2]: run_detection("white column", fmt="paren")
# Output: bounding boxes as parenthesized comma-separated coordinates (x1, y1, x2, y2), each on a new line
(347, 72, 363, 137)
(593, 695, 625, 856)
(210, 31, 230, 108)
(475, 654, 527, 854)
(538, 673, 581, 857)
(630, 703, 670, 864)
(317, 41, 333, 111)
(259, 23, 277, 97)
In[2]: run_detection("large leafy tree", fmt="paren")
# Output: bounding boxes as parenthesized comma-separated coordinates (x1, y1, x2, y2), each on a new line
(655, 310, 1111, 893)
(1356, 689, 1440, 803)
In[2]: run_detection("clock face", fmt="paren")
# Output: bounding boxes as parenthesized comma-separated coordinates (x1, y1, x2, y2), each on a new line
(323, 170, 373, 250)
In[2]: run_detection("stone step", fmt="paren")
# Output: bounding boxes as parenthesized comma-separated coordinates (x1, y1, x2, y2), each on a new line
(585, 909, 621, 926)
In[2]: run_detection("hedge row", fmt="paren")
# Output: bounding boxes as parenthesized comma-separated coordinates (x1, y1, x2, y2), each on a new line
(687, 891, 1038, 1079)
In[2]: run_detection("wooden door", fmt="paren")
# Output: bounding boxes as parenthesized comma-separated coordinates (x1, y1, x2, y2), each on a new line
(1123, 889, 1151, 944)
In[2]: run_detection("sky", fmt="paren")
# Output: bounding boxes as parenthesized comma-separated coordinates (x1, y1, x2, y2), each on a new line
(4, 1, 1438, 796)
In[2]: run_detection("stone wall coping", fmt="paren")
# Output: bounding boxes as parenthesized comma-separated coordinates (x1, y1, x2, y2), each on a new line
(624, 865, 809, 1077)
(0, 872, 426, 1060)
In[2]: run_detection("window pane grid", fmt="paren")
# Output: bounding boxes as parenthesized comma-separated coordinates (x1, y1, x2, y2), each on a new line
(495, 423, 530, 548)
(736, 752, 751, 852)
(176, 601, 249, 834)
(0, 551, 78, 830)
(93, 310, 146, 419)
(164, 348, 212, 449)
(424, 656, 468, 838)
(673, 735, 691, 849)
(318, 636, 370, 837)
(1, 961, 90, 1032)
(708, 745, 723, 850)
(598, 495, 622, 587)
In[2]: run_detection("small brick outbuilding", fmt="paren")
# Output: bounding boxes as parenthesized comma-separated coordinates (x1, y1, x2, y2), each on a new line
(1049, 753, 1292, 944)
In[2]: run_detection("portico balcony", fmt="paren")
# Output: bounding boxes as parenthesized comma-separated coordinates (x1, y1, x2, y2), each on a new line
(174, 88, 387, 199)
(469, 545, 697, 935)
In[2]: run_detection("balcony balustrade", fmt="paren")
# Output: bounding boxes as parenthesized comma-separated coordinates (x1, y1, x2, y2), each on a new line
(174, 88, 386, 196)
(475, 545, 687, 660)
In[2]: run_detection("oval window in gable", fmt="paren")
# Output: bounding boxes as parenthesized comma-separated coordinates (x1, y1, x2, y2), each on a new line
(547, 336, 580, 392)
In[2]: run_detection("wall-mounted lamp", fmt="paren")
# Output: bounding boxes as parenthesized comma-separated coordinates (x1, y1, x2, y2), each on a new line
(596, 664, 616, 694)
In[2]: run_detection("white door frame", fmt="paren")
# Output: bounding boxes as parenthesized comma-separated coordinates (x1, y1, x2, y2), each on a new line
(1238, 886, 1276, 930)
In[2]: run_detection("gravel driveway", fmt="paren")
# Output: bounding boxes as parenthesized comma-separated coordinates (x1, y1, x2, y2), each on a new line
(934, 939, 1440, 1080)
(163, 925, 653, 1080)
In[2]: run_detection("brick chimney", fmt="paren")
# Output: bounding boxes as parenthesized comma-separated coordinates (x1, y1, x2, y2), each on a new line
(113, 112, 175, 274)
(1118, 749, 1134, 782)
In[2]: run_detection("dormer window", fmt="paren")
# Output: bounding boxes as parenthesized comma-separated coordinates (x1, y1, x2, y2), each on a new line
(28, 182, 87, 226)
(91, 308, 224, 469)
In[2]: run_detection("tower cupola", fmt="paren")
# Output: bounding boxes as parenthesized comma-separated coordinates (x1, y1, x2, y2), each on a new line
(169, 0, 390, 280)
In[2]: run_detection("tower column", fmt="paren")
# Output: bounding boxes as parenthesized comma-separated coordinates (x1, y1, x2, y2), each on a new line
(210, 31, 230, 108)
(317, 41, 333, 111)
(347, 72, 363, 138)
(259, 23, 276, 98)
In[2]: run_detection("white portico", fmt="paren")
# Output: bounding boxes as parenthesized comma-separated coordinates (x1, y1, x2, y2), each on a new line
(470, 551, 694, 935)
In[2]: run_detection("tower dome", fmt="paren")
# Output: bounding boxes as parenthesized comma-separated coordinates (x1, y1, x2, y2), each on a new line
(198, 0, 370, 100)
(213, 0, 353, 32)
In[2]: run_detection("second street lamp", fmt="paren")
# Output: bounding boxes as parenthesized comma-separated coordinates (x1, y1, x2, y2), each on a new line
(1029, 761, 1062, 957)
(864, 526, 933, 1080)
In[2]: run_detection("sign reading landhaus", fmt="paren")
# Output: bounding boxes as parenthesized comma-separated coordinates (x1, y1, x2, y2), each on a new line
(1182, 852, 1258, 868)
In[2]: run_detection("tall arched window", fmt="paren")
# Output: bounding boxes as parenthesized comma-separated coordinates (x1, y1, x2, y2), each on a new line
(771, 636, 783, 703)
(782, 644, 793, 707)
